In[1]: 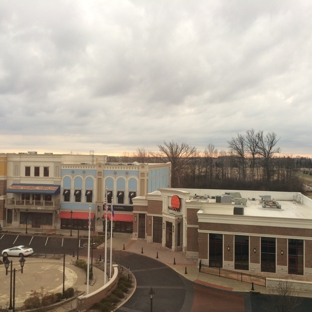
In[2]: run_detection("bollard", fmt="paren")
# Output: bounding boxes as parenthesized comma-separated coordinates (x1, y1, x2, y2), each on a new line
(156, 252, 158, 259)
(123, 244, 125, 250)
(199, 260, 202, 272)
(185, 267, 188, 274)
(99, 255, 102, 261)
(174, 258, 176, 265)
(73, 251, 75, 257)
(251, 282, 254, 291)
(141, 247, 143, 254)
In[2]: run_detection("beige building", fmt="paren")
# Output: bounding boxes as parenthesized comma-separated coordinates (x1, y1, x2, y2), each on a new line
(133, 188, 312, 277)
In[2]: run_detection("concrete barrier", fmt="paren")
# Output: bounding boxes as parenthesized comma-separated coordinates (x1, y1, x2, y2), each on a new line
(77, 264, 119, 311)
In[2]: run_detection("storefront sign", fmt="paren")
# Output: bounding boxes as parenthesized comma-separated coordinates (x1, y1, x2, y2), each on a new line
(168, 195, 181, 212)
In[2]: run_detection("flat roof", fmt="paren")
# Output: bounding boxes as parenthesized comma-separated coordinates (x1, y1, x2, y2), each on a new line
(198, 198, 312, 220)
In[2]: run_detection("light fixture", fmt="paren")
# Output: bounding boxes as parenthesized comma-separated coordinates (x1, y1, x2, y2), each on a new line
(281, 250, 284, 255)
(227, 246, 230, 251)
(253, 248, 257, 253)
(149, 287, 155, 312)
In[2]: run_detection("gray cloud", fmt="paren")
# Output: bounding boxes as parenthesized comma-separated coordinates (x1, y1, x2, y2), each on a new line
(0, 0, 312, 156)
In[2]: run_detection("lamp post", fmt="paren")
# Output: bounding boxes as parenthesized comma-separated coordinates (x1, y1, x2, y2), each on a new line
(70, 210, 73, 236)
(4, 255, 26, 312)
(25, 209, 28, 234)
(77, 228, 80, 260)
(149, 287, 155, 312)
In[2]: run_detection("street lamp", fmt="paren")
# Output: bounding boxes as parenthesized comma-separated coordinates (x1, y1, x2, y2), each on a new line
(149, 287, 155, 312)
(4, 255, 26, 311)
(70, 210, 73, 236)
(25, 209, 28, 234)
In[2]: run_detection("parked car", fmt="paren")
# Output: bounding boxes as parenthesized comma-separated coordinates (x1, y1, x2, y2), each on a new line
(1, 245, 34, 257)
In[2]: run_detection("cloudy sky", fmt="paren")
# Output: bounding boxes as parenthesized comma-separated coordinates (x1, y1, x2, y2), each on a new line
(1, 0, 311, 156)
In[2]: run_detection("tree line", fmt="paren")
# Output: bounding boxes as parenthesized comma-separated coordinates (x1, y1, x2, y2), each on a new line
(108, 129, 304, 192)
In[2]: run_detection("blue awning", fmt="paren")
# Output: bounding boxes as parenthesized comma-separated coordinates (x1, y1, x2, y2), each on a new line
(6, 184, 60, 195)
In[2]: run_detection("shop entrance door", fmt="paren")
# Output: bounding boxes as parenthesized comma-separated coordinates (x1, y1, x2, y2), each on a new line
(32, 213, 41, 228)
(138, 214, 146, 239)
(165, 222, 172, 249)
(153, 217, 162, 243)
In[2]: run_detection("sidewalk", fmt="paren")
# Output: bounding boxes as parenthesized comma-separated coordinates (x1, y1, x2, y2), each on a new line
(113, 235, 266, 294)
(109, 233, 312, 298)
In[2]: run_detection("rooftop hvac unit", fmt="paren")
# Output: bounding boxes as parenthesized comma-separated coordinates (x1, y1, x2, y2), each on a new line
(216, 196, 221, 203)
(233, 206, 244, 215)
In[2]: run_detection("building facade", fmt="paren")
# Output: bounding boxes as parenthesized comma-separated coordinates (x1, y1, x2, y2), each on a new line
(1, 152, 171, 232)
(133, 188, 312, 277)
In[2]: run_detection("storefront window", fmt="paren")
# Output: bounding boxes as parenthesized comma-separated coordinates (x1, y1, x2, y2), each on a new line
(288, 239, 303, 275)
(209, 234, 223, 268)
(235, 235, 249, 270)
(261, 237, 276, 273)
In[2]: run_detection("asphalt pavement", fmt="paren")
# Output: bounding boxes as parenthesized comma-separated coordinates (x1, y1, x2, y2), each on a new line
(2, 228, 312, 312)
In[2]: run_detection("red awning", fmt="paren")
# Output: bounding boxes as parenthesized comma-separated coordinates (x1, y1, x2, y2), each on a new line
(104, 213, 133, 222)
(59, 211, 95, 220)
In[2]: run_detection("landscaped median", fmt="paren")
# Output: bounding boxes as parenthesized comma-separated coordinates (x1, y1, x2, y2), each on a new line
(76, 264, 136, 312)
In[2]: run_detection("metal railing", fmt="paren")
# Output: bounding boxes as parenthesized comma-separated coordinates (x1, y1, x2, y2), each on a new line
(6, 198, 60, 208)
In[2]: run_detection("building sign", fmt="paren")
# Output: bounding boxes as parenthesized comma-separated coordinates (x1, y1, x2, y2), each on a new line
(110, 205, 133, 212)
(169, 195, 181, 212)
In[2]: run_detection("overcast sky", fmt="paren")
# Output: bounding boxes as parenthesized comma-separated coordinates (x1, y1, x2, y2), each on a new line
(0, 0, 311, 157)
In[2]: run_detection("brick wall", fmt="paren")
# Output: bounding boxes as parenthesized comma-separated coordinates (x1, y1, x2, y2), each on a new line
(147, 200, 162, 214)
(250, 236, 260, 264)
(187, 227, 199, 252)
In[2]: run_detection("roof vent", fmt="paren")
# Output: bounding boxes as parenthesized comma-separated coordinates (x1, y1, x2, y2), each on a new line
(234, 206, 244, 215)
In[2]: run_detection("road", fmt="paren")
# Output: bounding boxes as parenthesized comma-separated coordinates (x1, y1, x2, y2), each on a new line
(2, 233, 312, 311)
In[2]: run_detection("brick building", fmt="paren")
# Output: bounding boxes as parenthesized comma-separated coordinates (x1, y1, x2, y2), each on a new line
(133, 188, 312, 277)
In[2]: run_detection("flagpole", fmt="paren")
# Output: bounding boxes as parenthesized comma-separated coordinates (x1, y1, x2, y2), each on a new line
(86, 205, 91, 294)
(109, 204, 113, 279)
(104, 187, 108, 284)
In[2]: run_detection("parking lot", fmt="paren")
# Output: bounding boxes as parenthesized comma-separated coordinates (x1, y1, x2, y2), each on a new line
(0, 233, 89, 257)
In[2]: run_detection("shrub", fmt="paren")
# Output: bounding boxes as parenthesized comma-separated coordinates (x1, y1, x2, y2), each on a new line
(100, 302, 112, 312)
(116, 284, 128, 293)
(42, 293, 58, 306)
(64, 287, 75, 299)
(75, 259, 87, 270)
(55, 292, 63, 302)
(113, 289, 125, 299)
(91, 302, 103, 310)
(107, 294, 119, 305)
(23, 296, 41, 309)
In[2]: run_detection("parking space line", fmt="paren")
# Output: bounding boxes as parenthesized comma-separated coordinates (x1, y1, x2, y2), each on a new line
(62, 238, 64, 247)
(45, 237, 49, 246)
(13, 235, 19, 245)
(29, 236, 34, 245)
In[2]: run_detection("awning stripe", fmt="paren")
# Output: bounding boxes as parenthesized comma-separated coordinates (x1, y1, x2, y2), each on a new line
(104, 213, 133, 222)
(59, 211, 95, 220)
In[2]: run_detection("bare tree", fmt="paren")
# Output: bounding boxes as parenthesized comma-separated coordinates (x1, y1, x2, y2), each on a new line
(256, 131, 281, 182)
(228, 133, 247, 181)
(132, 148, 150, 163)
(157, 141, 197, 187)
(245, 129, 260, 182)
(203, 144, 218, 183)
(262, 281, 301, 312)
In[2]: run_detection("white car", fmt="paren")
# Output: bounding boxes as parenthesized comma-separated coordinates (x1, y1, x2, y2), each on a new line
(1, 245, 34, 257)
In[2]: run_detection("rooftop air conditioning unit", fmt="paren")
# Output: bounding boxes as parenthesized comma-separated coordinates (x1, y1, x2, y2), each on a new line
(233, 206, 244, 215)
